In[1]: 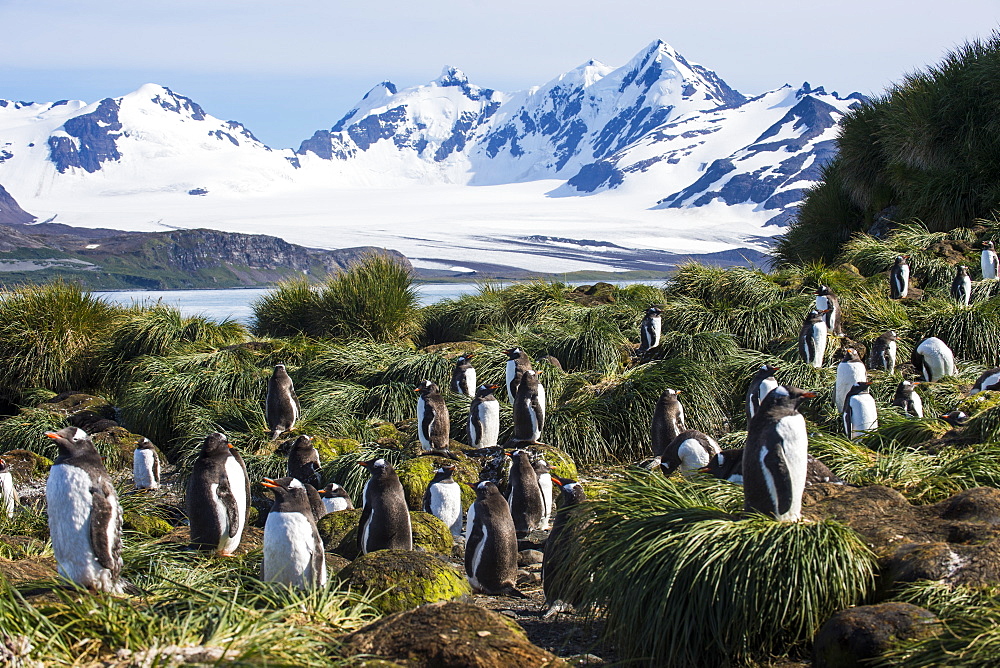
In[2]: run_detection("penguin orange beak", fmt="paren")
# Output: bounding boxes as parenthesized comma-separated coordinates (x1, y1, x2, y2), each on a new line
(550, 475, 563, 486)
(801, 391, 817, 398)
(44, 432, 59, 440)
(488, 384, 501, 390)
(356, 460, 371, 467)
(443, 464, 456, 472)
(261, 478, 280, 489)
(467, 483, 478, 490)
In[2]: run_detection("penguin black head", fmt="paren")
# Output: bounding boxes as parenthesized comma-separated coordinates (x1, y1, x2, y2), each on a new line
(849, 381, 873, 395)
(894, 255, 909, 265)
(357, 458, 394, 477)
(984, 241, 995, 250)
(839, 348, 862, 363)
(136, 437, 155, 450)
(261, 476, 308, 500)
(898, 380, 920, 393)
(505, 347, 525, 361)
(289, 434, 313, 450)
(940, 410, 969, 427)
(272, 364, 290, 378)
(533, 459, 551, 474)
(659, 388, 681, 403)
(45, 426, 97, 460)
(757, 364, 779, 376)
(763, 385, 816, 410)
(414, 379, 439, 395)
(319, 482, 349, 498)
(551, 475, 585, 502)
(0, 457, 10, 474)
(881, 330, 898, 341)
(645, 306, 663, 317)
(471, 480, 501, 499)
(475, 384, 500, 399)
(815, 285, 834, 296)
(957, 265, 970, 276)
(456, 355, 474, 365)
(199, 432, 232, 457)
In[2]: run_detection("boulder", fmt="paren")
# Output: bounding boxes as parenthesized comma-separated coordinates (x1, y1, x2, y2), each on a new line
(317, 510, 452, 560)
(337, 550, 470, 615)
(342, 600, 565, 667)
(813, 602, 940, 668)
(0, 450, 52, 483)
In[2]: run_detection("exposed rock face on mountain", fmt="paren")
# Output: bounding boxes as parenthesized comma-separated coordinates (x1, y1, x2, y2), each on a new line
(0, 184, 34, 226)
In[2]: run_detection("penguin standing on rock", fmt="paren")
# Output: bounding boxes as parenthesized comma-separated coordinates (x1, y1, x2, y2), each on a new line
(469, 384, 501, 448)
(423, 465, 463, 537)
(318, 482, 354, 514)
(952, 265, 972, 306)
(45, 427, 123, 592)
(533, 459, 553, 531)
(649, 388, 686, 467)
(187, 432, 250, 556)
(868, 331, 898, 375)
(659, 430, 721, 477)
(890, 255, 910, 299)
(743, 386, 815, 521)
(798, 310, 829, 368)
(261, 477, 327, 588)
(983, 241, 999, 280)
(505, 348, 532, 404)
(358, 458, 412, 554)
(970, 367, 1000, 395)
(842, 382, 878, 440)
(815, 285, 842, 334)
(132, 437, 160, 490)
(465, 481, 526, 598)
(511, 370, 546, 444)
(746, 364, 780, 423)
(287, 435, 322, 488)
(0, 458, 17, 519)
(892, 381, 924, 417)
(506, 450, 544, 538)
(543, 475, 587, 617)
(266, 364, 299, 440)
(450, 355, 477, 398)
(415, 380, 450, 452)
(638, 306, 663, 353)
(835, 348, 867, 413)
(912, 337, 956, 382)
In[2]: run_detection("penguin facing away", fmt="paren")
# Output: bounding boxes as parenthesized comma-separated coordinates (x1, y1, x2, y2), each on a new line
(843, 382, 879, 440)
(890, 255, 910, 299)
(132, 437, 160, 490)
(423, 465, 463, 537)
(743, 385, 815, 522)
(466, 481, 526, 598)
(638, 306, 663, 352)
(983, 241, 999, 280)
(261, 477, 327, 588)
(534, 459, 553, 531)
(187, 432, 250, 556)
(469, 384, 501, 448)
(45, 427, 123, 592)
(287, 434, 322, 488)
(0, 457, 17, 519)
(650, 388, 686, 465)
(868, 331, 898, 375)
(952, 265, 972, 306)
(358, 458, 412, 554)
(892, 381, 924, 418)
(815, 285, 842, 334)
(659, 430, 721, 477)
(746, 364, 780, 423)
(799, 309, 829, 368)
(415, 380, 450, 452)
(450, 355, 477, 398)
(504, 348, 532, 404)
(266, 364, 299, 440)
(511, 370, 546, 444)
(506, 450, 545, 538)
(543, 475, 587, 617)
(835, 348, 867, 413)
(912, 337, 956, 382)
(318, 482, 354, 514)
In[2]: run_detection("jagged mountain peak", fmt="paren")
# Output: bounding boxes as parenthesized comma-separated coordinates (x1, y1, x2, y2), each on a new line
(435, 66, 469, 86)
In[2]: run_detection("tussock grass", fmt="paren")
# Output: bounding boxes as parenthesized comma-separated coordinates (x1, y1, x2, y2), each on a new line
(911, 297, 1000, 366)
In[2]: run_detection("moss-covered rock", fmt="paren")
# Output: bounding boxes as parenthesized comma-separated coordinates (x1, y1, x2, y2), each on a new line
(337, 550, 470, 615)
(123, 511, 173, 537)
(813, 602, 941, 668)
(396, 453, 479, 510)
(317, 510, 453, 560)
(37, 392, 115, 420)
(532, 444, 577, 480)
(1, 449, 52, 482)
(410, 511, 452, 555)
(91, 427, 151, 473)
(313, 436, 361, 462)
(372, 422, 404, 445)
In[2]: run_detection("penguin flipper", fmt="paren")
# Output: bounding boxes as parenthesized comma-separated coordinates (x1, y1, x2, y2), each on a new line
(229, 447, 252, 515)
(762, 446, 794, 516)
(90, 480, 122, 575)
(152, 455, 160, 485)
(215, 478, 241, 538)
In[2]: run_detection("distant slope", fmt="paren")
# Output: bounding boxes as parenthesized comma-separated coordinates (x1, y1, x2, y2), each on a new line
(0, 183, 34, 225)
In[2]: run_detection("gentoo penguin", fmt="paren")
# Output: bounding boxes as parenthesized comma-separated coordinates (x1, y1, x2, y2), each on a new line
(357, 458, 412, 553)
(951, 265, 972, 306)
(746, 364, 780, 423)
(132, 438, 160, 490)
(0, 458, 18, 519)
(743, 385, 815, 521)
(815, 285, 842, 334)
(266, 364, 299, 440)
(638, 306, 663, 352)
(423, 465, 463, 537)
(261, 477, 326, 588)
(286, 435, 322, 488)
(45, 427, 123, 592)
(318, 482, 354, 514)
(971, 367, 1000, 395)
(798, 309, 829, 368)
(511, 370, 546, 444)
(506, 450, 544, 538)
(868, 331, 898, 375)
(890, 255, 910, 299)
(504, 347, 532, 404)
(415, 380, 450, 452)
(469, 384, 501, 448)
(304, 483, 328, 522)
(912, 337, 956, 382)
(533, 459, 553, 531)
(983, 241, 999, 280)
(450, 355, 477, 398)
(704, 449, 843, 486)
(892, 380, 924, 417)
(659, 430, 721, 477)
(941, 410, 970, 427)
(543, 475, 587, 617)
(465, 481, 525, 597)
(842, 382, 879, 440)
(649, 388, 685, 466)
(187, 432, 250, 555)
(835, 348, 867, 413)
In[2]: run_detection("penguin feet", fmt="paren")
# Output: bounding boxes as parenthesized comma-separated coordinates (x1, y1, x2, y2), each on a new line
(500, 584, 529, 599)
(418, 448, 460, 460)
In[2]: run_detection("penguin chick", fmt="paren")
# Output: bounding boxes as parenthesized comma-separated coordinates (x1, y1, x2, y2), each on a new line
(286, 434, 322, 488)
(261, 477, 326, 588)
(892, 380, 924, 418)
(358, 458, 412, 554)
(466, 481, 526, 598)
(970, 367, 1000, 395)
(45, 427, 123, 592)
(746, 364, 780, 423)
(511, 370, 546, 444)
(649, 388, 685, 467)
(952, 265, 972, 306)
(890, 255, 910, 299)
(842, 382, 878, 440)
(187, 432, 250, 556)
(638, 306, 663, 352)
(132, 437, 160, 490)
(318, 482, 354, 514)
(469, 384, 501, 448)
(504, 348, 532, 404)
(0, 457, 17, 519)
(266, 364, 299, 440)
(798, 309, 829, 368)
(423, 465, 463, 537)
(912, 337, 956, 382)
(543, 475, 587, 617)
(506, 450, 544, 538)
(450, 355, 477, 398)
(658, 430, 721, 477)
(983, 240, 999, 280)
(868, 331, 898, 375)
(815, 285, 842, 334)
(415, 380, 450, 452)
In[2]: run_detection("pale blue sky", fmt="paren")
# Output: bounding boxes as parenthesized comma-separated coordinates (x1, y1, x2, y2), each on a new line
(1, 0, 997, 148)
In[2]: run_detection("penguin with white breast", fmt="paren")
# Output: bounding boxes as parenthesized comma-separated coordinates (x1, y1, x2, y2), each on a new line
(450, 355, 477, 398)
(358, 458, 412, 554)
(506, 450, 544, 538)
(912, 336, 956, 382)
(743, 385, 815, 521)
(868, 331, 898, 375)
(815, 285, 842, 334)
(941, 410, 970, 427)
(132, 438, 160, 490)
(842, 382, 879, 440)
(45, 427, 123, 592)
(318, 482, 354, 514)
(952, 265, 972, 306)
(261, 477, 326, 588)
(533, 459, 553, 531)
(415, 380, 450, 452)
(892, 380, 924, 417)
(835, 348, 867, 413)
(511, 370, 546, 444)
(659, 430, 721, 477)
(423, 465, 463, 538)
(649, 388, 686, 467)
(638, 306, 663, 352)
(465, 481, 526, 598)
(543, 475, 587, 617)
(505, 348, 532, 404)
(286, 434, 322, 488)
(798, 309, 829, 368)
(971, 367, 1000, 395)
(469, 384, 501, 448)
(266, 364, 299, 440)
(0, 457, 18, 519)
(746, 364, 780, 423)
(187, 432, 250, 556)
(705, 449, 843, 486)
(890, 255, 910, 299)
(983, 241, 999, 280)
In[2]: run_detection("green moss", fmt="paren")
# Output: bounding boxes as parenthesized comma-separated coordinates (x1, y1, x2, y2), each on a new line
(533, 444, 578, 480)
(123, 511, 173, 537)
(409, 512, 452, 556)
(313, 436, 361, 462)
(316, 510, 452, 560)
(337, 549, 470, 615)
(395, 453, 479, 510)
(372, 422, 403, 442)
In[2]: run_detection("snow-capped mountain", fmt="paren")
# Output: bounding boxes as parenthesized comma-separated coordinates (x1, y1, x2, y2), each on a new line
(0, 41, 864, 273)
